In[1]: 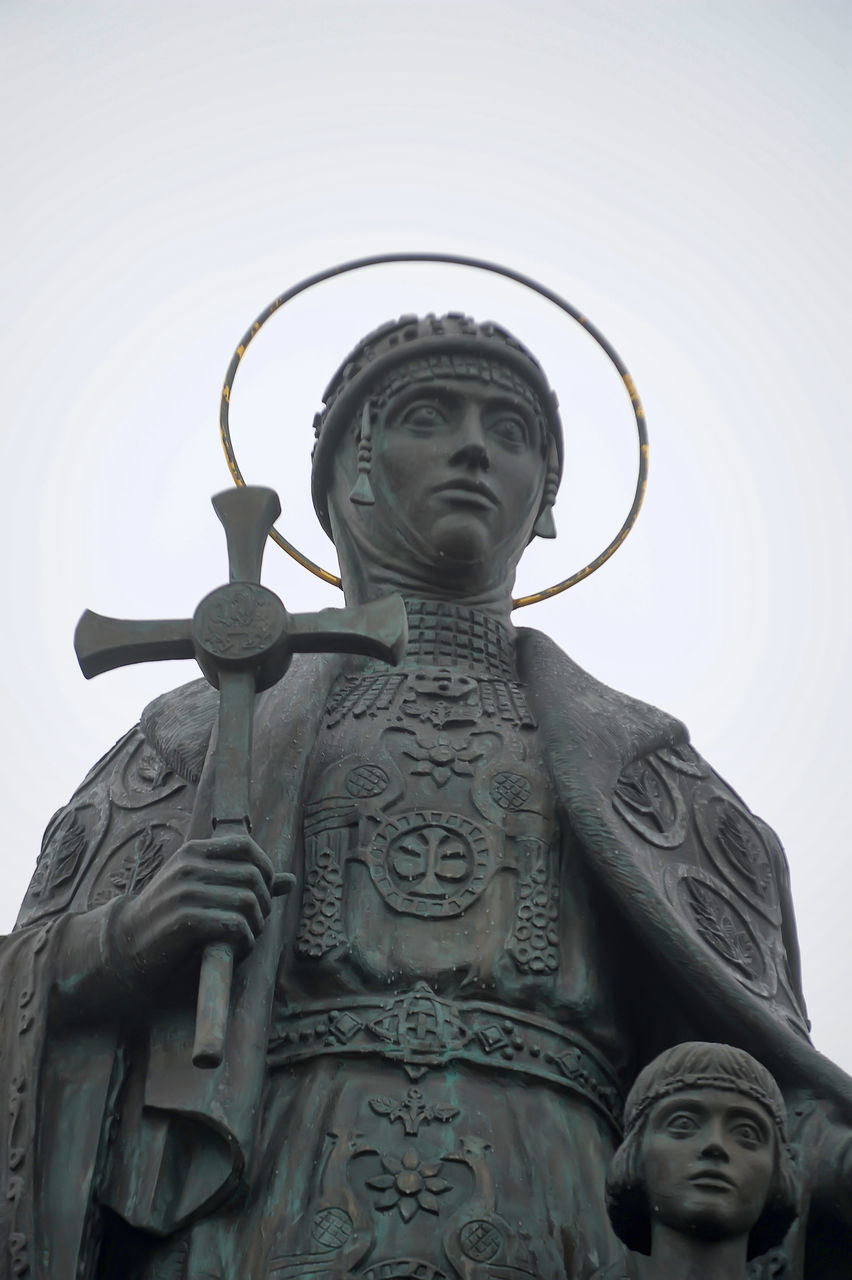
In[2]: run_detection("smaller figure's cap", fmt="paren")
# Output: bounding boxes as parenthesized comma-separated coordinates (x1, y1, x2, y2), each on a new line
(311, 313, 564, 537)
(624, 1041, 788, 1140)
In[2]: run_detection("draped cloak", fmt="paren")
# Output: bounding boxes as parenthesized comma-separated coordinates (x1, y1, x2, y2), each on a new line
(3, 630, 852, 1279)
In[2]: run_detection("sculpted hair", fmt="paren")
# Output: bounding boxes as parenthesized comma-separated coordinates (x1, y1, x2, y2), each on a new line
(606, 1042, 799, 1260)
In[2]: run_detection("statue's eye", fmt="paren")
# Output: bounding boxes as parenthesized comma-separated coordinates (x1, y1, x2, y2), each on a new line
(399, 401, 448, 430)
(489, 413, 530, 448)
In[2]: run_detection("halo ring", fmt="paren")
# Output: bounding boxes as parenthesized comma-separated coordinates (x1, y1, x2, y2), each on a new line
(219, 252, 648, 608)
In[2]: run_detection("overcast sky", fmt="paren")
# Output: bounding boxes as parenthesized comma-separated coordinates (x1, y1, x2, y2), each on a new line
(2, 0, 851, 1071)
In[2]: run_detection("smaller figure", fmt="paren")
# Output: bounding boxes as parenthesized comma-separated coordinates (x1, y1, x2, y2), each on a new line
(605, 1042, 799, 1279)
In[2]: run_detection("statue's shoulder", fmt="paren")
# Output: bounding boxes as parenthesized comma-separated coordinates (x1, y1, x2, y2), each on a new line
(517, 628, 814, 1039)
(515, 627, 688, 755)
(15, 680, 215, 930)
(140, 677, 218, 784)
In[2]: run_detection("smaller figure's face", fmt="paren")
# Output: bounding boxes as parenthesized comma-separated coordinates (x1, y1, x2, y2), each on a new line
(370, 377, 548, 582)
(642, 1088, 775, 1244)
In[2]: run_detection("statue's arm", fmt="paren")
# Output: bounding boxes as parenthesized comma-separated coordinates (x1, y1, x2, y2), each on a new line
(780, 1093, 852, 1269)
(53, 830, 275, 1021)
(663, 753, 852, 1243)
(614, 740, 812, 1037)
(16, 686, 276, 1024)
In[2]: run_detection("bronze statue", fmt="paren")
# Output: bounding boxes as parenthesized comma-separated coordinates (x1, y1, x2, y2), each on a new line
(3, 310, 852, 1279)
(605, 1042, 799, 1279)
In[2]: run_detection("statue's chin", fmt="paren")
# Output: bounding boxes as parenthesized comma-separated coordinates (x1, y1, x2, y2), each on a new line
(429, 515, 493, 571)
(330, 495, 517, 600)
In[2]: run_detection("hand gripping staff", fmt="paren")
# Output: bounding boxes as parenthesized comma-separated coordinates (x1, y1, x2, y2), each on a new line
(74, 486, 408, 1067)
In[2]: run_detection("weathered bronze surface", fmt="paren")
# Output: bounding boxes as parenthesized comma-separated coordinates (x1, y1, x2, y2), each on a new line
(604, 1043, 799, 1279)
(3, 311, 852, 1279)
(75, 483, 407, 1068)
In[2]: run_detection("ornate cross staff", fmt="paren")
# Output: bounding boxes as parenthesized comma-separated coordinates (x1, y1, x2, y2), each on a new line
(74, 486, 407, 1067)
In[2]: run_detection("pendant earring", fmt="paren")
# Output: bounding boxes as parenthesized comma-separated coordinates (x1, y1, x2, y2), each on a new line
(533, 504, 557, 539)
(533, 439, 559, 539)
(349, 400, 376, 506)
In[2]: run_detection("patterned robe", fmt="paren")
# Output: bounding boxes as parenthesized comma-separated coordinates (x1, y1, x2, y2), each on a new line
(2, 615, 851, 1279)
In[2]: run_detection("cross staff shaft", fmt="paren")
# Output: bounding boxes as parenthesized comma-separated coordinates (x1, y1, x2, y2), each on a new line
(75, 486, 407, 1067)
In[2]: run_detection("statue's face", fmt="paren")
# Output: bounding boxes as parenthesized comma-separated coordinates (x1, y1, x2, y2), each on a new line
(641, 1088, 775, 1244)
(369, 377, 548, 583)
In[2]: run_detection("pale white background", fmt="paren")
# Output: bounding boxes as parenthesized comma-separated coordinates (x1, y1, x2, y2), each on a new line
(2, 1, 851, 1070)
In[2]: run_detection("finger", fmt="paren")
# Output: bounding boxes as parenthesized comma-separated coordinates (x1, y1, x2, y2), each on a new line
(183, 906, 258, 957)
(272, 873, 296, 896)
(181, 887, 268, 938)
(188, 861, 273, 917)
(195, 836, 275, 890)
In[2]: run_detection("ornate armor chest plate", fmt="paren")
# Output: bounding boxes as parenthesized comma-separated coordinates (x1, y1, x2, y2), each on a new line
(296, 600, 559, 978)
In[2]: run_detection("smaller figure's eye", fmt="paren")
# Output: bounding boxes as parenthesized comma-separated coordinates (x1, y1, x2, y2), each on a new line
(731, 1121, 764, 1148)
(399, 401, 448, 431)
(665, 1113, 699, 1137)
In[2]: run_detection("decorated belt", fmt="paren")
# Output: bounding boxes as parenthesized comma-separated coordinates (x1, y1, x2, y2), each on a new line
(268, 982, 623, 1133)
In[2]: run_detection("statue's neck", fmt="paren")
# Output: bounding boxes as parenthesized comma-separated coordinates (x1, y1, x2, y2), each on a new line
(395, 597, 517, 677)
(343, 559, 516, 626)
(643, 1224, 750, 1280)
(331, 504, 518, 626)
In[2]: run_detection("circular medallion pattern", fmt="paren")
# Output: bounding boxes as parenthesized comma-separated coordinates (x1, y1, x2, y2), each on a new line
(366, 812, 493, 917)
(459, 1220, 503, 1262)
(346, 764, 390, 799)
(490, 771, 532, 811)
(358, 1261, 449, 1280)
(664, 866, 776, 999)
(311, 1206, 354, 1250)
(693, 788, 781, 924)
(612, 756, 687, 848)
(87, 822, 184, 910)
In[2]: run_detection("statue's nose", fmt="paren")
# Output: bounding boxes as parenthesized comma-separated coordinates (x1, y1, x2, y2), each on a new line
(451, 442, 490, 471)
(699, 1120, 731, 1162)
(450, 406, 491, 470)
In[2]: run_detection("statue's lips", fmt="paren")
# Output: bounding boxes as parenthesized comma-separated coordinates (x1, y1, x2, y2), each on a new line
(688, 1171, 737, 1191)
(433, 479, 498, 507)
